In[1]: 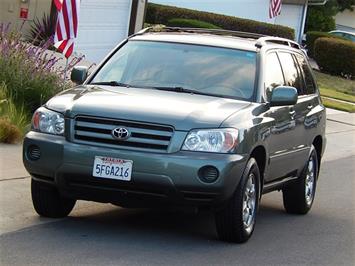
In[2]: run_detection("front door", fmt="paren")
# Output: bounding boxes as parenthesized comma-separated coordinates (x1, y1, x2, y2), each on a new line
(263, 51, 298, 182)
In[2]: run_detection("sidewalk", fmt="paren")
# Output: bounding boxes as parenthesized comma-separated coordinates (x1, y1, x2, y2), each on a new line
(1, 108, 354, 181)
(0, 144, 27, 180)
(326, 108, 355, 126)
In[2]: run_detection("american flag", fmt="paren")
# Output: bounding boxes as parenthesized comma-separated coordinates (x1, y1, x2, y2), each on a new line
(54, 0, 80, 58)
(269, 0, 282, 19)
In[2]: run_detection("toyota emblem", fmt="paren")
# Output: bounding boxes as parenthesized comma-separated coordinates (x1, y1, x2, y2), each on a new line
(112, 127, 130, 140)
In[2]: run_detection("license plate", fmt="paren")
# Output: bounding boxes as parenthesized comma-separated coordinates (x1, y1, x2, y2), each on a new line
(92, 156, 133, 181)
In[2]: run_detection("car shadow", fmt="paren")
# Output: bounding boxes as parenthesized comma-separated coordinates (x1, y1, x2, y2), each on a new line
(1, 193, 353, 265)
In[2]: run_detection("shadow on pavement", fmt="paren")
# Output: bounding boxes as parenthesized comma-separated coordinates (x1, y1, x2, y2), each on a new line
(1, 157, 354, 265)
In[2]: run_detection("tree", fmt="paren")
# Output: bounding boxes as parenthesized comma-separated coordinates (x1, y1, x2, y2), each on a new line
(305, 0, 339, 32)
(336, 0, 355, 12)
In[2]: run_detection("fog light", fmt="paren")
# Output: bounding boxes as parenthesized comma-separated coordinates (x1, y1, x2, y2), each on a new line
(27, 145, 41, 161)
(198, 166, 219, 183)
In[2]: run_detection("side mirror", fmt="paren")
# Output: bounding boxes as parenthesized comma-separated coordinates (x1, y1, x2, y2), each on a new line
(71, 66, 88, 85)
(270, 86, 298, 107)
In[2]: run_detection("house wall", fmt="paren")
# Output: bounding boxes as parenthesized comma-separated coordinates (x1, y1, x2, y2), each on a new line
(335, 8, 355, 33)
(0, 0, 52, 34)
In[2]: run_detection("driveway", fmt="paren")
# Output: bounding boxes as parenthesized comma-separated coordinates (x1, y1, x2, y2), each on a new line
(0, 109, 354, 266)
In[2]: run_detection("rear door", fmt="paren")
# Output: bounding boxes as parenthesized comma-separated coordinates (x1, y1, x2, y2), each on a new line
(294, 53, 322, 151)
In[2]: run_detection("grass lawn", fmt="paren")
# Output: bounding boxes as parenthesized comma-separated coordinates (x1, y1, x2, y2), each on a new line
(321, 98, 355, 113)
(313, 70, 355, 112)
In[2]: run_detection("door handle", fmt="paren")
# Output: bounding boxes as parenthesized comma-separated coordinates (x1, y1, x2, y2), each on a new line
(307, 104, 313, 110)
(289, 110, 296, 119)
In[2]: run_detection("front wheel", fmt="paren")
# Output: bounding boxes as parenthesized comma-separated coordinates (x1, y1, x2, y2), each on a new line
(31, 179, 76, 218)
(282, 145, 318, 214)
(215, 158, 260, 243)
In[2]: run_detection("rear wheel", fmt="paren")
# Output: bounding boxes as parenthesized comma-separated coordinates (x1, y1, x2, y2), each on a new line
(31, 179, 76, 218)
(282, 145, 318, 214)
(215, 158, 260, 243)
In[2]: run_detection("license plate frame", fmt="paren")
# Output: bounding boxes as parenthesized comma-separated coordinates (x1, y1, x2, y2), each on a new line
(92, 156, 133, 181)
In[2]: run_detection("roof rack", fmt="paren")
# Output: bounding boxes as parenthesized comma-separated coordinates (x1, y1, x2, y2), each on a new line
(134, 26, 301, 50)
(134, 26, 265, 40)
(255, 36, 301, 49)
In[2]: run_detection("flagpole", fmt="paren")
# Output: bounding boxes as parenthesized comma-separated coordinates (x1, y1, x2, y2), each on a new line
(63, 57, 69, 81)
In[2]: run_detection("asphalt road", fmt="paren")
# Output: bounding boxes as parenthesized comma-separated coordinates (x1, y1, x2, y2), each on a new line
(0, 116, 354, 265)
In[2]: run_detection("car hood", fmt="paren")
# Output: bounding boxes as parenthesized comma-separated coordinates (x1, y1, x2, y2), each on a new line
(45, 86, 250, 131)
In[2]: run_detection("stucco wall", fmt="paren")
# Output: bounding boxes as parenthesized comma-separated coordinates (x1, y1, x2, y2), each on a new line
(335, 8, 355, 33)
(0, 0, 52, 35)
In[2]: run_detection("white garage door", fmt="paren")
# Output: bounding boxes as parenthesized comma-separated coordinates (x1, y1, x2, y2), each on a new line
(76, 0, 132, 63)
(274, 4, 304, 42)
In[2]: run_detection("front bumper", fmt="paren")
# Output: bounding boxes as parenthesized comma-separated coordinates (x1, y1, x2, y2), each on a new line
(23, 131, 248, 207)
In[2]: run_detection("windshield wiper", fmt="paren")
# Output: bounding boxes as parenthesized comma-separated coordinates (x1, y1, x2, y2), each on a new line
(153, 86, 220, 97)
(90, 81, 131, 87)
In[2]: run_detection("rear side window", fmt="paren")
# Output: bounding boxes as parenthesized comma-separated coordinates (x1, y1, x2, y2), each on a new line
(264, 52, 284, 100)
(295, 54, 317, 95)
(278, 52, 303, 95)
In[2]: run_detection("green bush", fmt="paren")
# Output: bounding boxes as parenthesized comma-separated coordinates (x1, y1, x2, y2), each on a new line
(167, 18, 221, 29)
(0, 82, 29, 141)
(0, 40, 64, 113)
(314, 37, 355, 78)
(0, 117, 22, 144)
(0, 23, 83, 142)
(146, 3, 295, 39)
(306, 31, 345, 58)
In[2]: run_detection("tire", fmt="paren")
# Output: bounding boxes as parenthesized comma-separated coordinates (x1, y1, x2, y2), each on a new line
(215, 158, 261, 243)
(282, 145, 318, 214)
(31, 179, 76, 218)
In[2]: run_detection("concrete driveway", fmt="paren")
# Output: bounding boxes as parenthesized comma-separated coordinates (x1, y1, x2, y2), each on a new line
(0, 109, 354, 266)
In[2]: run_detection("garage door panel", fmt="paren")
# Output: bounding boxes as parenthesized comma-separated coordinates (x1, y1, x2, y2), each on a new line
(76, 0, 131, 63)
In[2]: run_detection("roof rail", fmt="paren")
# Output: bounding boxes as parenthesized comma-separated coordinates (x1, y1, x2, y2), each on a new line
(132, 26, 154, 36)
(133, 26, 266, 39)
(256, 36, 301, 49)
(133, 26, 302, 51)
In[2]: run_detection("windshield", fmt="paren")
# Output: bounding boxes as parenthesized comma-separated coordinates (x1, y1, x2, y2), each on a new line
(91, 40, 257, 100)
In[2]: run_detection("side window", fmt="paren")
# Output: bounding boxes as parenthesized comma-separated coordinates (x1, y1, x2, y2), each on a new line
(278, 52, 303, 95)
(295, 54, 317, 95)
(264, 52, 285, 100)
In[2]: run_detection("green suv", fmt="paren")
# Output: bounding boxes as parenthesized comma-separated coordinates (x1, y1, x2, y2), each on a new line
(23, 27, 326, 243)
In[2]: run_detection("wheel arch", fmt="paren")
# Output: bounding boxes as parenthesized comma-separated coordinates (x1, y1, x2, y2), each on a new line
(250, 145, 267, 191)
(312, 135, 323, 174)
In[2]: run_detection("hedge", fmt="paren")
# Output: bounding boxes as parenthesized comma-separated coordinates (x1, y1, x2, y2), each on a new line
(166, 18, 221, 29)
(306, 31, 346, 58)
(314, 37, 355, 78)
(146, 3, 295, 40)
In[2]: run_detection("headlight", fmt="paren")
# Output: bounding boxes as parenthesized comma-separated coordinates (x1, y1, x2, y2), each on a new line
(182, 128, 238, 153)
(32, 107, 65, 135)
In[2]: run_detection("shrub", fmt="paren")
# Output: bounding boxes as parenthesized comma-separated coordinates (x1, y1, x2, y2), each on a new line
(166, 18, 221, 29)
(26, 13, 56, 47)
(314, 37, 355, 78)
(0, 118, 22, 144)
(0, 22, 84, 142)
(306, 31, 345, 57)
(0, 23, 83, 114)
(0, 82, 29, 139)
(146, 3, 294, 39)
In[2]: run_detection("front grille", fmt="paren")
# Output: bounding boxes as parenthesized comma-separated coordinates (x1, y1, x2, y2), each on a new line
(73, 116, 174, 152)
